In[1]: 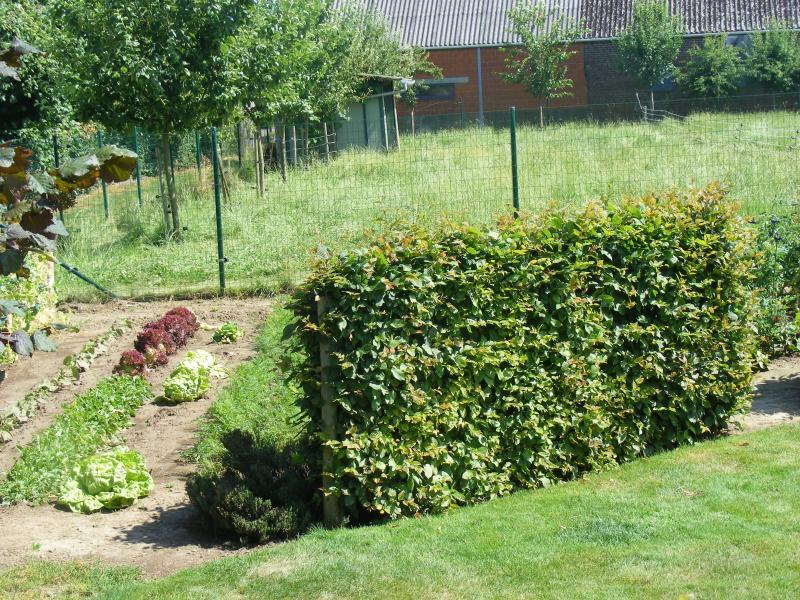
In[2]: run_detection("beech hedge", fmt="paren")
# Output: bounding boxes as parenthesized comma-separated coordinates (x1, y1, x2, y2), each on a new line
(289, 185, 758, 519)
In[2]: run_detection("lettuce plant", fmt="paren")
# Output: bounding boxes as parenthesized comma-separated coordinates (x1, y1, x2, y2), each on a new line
(58, 446, 153, 513)
(163, 350, 226, 403)
(212, 322, 243, 344)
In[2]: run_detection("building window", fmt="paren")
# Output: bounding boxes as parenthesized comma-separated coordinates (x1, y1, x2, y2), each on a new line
(415, 77, 469, 101)
(417, 82, 457, 100)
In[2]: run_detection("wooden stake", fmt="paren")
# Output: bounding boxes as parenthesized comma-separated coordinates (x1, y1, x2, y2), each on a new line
(317, 294, 344, 528)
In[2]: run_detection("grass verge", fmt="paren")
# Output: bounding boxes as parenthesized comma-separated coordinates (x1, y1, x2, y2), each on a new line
(186, 302, 303, 472)
(0, 561, 139, 600)
(2, 422, 797, 599)
(0, 375, 152, 505)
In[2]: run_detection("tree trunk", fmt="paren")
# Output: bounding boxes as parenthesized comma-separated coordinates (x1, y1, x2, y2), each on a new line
(279, 124, 287, 182)
(323, 122, 331, 162)
(650, 90, 655, 112)
(411, 108, 416, 136)
(290, 125, 297, 167)
(304, 120, 310, 164)
(539, 104, 544, 128)
(160, 133, 180, 240)
(257, 128, 265, 197)
(155, 144, 172, 237)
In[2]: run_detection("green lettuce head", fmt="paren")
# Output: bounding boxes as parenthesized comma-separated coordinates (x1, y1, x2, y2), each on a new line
(58, 447, 153, 514)
(162, 350, 226, 403)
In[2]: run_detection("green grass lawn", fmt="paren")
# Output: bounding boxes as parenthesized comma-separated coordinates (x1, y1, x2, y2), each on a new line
(56, 110, 800, 301)
(2, 423, 799, 599)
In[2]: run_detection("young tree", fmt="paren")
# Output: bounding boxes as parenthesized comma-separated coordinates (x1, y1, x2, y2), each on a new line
(615, 0, 684, 111)
(746, 22, 800, 92)
(500, 1, 586, 127)
(54, 0, 252, 239)
(678, 35, 742, 98)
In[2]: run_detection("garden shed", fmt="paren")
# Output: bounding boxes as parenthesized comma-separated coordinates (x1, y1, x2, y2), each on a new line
(335, 75, 402, 152)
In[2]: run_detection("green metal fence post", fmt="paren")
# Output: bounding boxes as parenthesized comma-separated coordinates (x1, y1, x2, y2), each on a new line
(53, 134, 64, 222)
(98, 130, 109, 219)
(132, 127, 143, 207)
(195, 130, 202, 178)
(510, 106, 520, 218)
(211, 127, 226, 295)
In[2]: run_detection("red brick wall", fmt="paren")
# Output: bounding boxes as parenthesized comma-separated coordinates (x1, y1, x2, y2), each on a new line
(400, 45, 588, 117)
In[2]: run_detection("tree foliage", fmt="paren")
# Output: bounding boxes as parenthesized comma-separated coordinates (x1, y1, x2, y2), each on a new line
(54, 0, 251, 133)
(0, 1, 76, 160)
(746, 22, 800, 92)
(678, 36, 742, 97)
(232, 0, 438, 125)
(500, 2, 585, 106)
(616, 0, 684, 98)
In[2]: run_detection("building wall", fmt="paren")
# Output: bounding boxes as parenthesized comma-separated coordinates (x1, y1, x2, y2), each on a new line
(400, 45, 588, 119)
(584, 38, 703, 106)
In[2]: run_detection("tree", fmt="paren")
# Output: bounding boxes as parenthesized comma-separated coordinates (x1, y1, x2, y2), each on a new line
(54, 0, 252, 239)
(399, 81, 430, 135)
(231, 0, 438, 181)
(678, 36, 742, 97)
(0, 1, 76, 161)
(499, 1, 586, 127)
(746, 22, 800, 92)
(615, 0, 684, 111)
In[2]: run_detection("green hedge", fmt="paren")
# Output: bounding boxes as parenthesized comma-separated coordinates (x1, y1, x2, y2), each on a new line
(290, 185, 758, 519)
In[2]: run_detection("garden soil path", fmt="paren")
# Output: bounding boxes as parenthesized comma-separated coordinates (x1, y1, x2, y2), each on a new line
(0, 297, 272, 576)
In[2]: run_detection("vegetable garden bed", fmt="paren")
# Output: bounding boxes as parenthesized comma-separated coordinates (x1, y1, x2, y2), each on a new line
(0, 297, 271, 576)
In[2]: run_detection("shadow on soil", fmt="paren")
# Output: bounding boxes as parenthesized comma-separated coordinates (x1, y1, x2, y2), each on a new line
(114, 504, 234, 550)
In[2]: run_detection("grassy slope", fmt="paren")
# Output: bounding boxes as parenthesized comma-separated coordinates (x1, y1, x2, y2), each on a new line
(57, 111, 800, 300)
(2, 423, 798, 599)
(186, 302, 302, 472)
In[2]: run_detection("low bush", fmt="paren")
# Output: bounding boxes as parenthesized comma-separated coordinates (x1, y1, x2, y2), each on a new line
(750, 214, 800, 361)
(186, 305, 315, 542)
(0, 375, 152, 504)
(289, 185, 758, 519)
(187, 431, 317, 543)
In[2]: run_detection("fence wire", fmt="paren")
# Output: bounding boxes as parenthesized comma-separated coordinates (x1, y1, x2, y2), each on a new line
(52, 93, 800, 301)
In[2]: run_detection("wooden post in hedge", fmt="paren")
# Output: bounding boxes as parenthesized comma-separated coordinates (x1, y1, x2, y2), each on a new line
(317, 294, 344, 528)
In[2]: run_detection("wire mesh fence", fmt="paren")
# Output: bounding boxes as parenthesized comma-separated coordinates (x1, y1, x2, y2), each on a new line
(52, 93, 800, 301)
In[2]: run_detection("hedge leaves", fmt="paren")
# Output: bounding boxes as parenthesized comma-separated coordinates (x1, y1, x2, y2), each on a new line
(291, 185, 758, 519)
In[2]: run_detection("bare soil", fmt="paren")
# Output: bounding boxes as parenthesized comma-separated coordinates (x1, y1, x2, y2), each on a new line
(736, 355, 800, 432)
(0, 297, 272, 576)
(0, 305, 797, 579)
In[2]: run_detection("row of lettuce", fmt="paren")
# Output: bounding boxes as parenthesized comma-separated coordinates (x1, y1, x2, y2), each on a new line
(187, 185, 800, 544)
(0, 308, 238, 513)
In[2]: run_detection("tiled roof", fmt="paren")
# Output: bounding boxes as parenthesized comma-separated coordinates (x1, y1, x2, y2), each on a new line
(344, 0, 800, 48)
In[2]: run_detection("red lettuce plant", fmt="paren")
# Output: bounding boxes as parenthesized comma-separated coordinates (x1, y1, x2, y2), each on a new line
(113, 350, 145, 375)
(116, 306, 198, 373)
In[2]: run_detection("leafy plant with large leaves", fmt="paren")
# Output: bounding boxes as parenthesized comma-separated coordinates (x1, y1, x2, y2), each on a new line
(290, 185, 757, 520)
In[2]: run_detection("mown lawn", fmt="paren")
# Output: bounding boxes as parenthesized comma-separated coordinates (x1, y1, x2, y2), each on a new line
(56, 110, 800, 301)
(2, 421, 798, 599)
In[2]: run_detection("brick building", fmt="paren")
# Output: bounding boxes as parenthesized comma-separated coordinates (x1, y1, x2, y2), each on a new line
(349, 0, 800, 124)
